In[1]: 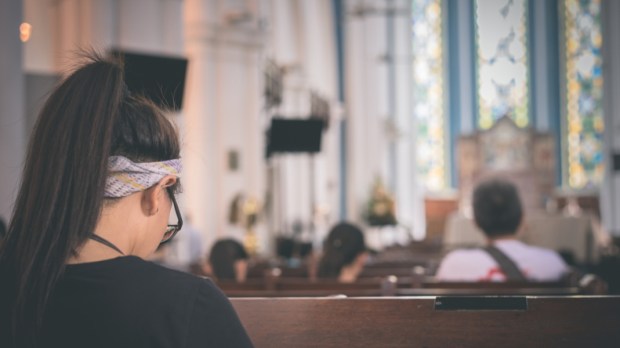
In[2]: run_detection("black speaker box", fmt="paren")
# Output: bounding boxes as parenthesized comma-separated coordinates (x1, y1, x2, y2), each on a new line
(266, 118, 323, 156)
(110, 50, 188, 111)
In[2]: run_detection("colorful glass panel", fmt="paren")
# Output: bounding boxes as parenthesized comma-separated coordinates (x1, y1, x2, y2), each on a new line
(475, 0, 529, 129)
(564, 0, 604, 188)
(413, 0, 446, 190)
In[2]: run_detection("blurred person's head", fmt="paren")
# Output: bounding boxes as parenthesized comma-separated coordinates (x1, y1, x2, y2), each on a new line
(208, 239, 249, 282)
(473, 179, 523, 239)
(317, 222, 368, 282)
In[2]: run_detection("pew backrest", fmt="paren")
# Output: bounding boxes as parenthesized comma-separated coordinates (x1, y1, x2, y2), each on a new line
(231, 296, 620, 347)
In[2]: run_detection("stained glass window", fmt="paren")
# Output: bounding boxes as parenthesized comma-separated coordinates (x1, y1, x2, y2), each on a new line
(563, 0, 604, 188)
(413, 0, 446, 190)
(475, 0, 529, 129)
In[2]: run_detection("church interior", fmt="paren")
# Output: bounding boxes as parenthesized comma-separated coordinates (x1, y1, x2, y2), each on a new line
(1, 0, 620, 345)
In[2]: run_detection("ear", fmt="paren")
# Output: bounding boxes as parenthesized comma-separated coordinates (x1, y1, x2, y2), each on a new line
(141, 184, 163, 216)
(140, 175, 178, 216)
(159, 175, 178, 189)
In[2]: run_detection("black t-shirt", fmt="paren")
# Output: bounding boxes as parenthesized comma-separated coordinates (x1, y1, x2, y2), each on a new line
(2, 256, 254, 348)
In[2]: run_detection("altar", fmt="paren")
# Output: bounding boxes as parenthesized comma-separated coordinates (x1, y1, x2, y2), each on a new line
(440, 116, 602, 265)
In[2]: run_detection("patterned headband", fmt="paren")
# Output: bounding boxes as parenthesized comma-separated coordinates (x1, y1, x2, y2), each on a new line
(104, 156, 182, 198)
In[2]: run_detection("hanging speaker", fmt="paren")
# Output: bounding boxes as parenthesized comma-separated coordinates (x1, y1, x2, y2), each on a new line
(110, 49, 188, 111)
(266, 118, 324, 157)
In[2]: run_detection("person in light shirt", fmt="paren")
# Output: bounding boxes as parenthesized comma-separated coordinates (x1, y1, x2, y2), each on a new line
(436, 179, 569, 282)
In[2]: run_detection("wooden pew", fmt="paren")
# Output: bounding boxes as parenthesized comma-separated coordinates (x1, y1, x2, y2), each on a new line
(216, 276, 586, 297)
(214, 268, 606, 297)
(231, 296, 620, 347)
(219, 277, 400, 297)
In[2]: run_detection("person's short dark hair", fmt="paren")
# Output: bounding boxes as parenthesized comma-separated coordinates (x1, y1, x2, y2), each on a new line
(209, 239, 248, 280)
(317, 222, 366, 278)
(473, 179, 523, 238)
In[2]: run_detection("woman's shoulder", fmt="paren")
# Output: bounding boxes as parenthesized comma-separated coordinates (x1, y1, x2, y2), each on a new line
(64, 255, 217, 302)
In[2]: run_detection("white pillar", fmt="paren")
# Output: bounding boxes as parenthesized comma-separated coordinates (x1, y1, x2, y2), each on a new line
(268, 0, 300, 66)
(0, 0, 26, 221)
(184, 0, 267, 253)
(392, 0, 425, 240)
(345, 0, 390, 223)
(184, 0, 218, 253)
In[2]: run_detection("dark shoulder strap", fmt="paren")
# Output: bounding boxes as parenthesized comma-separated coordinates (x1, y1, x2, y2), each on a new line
(483, 245, 526, 281)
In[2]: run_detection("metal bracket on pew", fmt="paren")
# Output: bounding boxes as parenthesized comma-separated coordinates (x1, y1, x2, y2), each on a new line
(434, 296, 528, 311)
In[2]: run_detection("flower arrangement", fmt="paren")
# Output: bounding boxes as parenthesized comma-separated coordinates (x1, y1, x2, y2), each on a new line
(229, 193, 261, 255)
(364, 177, 397, 226)
(229, 194, 261, 229)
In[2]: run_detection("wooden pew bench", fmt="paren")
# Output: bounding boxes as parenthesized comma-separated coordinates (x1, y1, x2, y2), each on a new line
(215, 275, 599, 297)
(231, 296, 620, 347)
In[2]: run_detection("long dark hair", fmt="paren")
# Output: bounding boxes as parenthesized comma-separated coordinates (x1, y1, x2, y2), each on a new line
(0, 53, 180, 345)
(209, 239, 249, 281)
(317, 222, 366, 278)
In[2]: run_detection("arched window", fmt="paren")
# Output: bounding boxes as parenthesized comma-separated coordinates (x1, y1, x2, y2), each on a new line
(411, 0, 604, 190)
(412, 0, 447, 190)
(562, 0, 604, 188)
(475, 0, 530, 130)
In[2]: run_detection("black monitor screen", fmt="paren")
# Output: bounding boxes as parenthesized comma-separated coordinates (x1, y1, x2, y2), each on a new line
(110, 50, 188, 110)
(267, 118, 323, 156)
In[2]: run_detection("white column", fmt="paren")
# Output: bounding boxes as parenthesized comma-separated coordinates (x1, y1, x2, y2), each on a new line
(184, 0, 219, 253)
(266, 0, 340, 242)
(268, 0, 299, 66)
(294, 0, 340, 243)
(0, 0, 26, 221)
(184, 0, 267, 253)
(345, 0, 390, 223)
(54, 0, 82, 69)
(392, 0, 425, 240)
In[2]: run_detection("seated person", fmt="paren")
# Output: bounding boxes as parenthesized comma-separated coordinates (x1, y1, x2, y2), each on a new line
(205, 239, 249, 283)
(436, 179, 568, 282)
(317, 222, 368, 283)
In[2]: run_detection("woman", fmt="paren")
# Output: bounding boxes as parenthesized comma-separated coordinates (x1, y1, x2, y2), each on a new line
(0, 54, 253, 347)
(317, 222, 368, 283)
(207, 239, 249, 282)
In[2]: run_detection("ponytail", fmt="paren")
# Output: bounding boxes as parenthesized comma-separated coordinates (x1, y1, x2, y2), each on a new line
(1, 53, 125, 344)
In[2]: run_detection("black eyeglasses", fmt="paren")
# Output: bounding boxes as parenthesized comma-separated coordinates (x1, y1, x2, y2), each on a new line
(162, 187, 183, 244)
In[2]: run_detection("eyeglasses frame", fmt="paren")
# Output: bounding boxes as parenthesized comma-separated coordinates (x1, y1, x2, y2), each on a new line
(162, 187, 183, 244)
